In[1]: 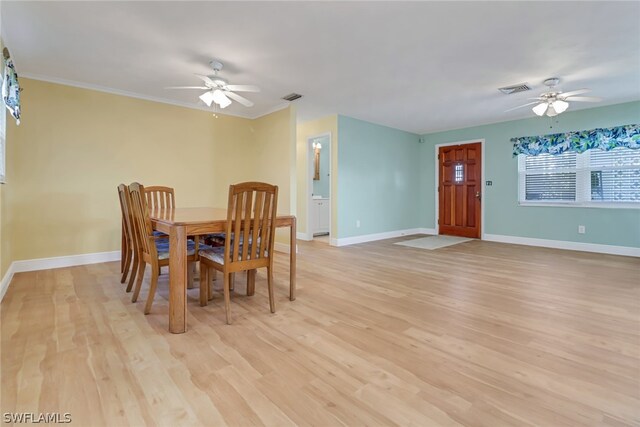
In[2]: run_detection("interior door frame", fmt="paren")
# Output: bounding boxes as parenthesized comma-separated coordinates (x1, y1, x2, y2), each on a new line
(306, 132, 332, 241)
(434, 139, 485, 239)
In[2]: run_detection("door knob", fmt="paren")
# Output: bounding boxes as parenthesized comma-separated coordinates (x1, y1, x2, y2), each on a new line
(476, 191, 481, 200)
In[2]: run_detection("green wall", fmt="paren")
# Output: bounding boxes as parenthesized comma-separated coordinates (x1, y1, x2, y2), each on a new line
(420, 101, 640, 248)
(312, 135, 330, 198)
(337, 115, 421, 238)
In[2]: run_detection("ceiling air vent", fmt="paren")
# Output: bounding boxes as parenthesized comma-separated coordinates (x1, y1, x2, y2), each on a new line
(498, 83, 531, 95)
(282, 93, 303, 101)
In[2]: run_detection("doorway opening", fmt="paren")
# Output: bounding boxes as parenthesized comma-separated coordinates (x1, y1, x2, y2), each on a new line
(307, 133, 331, 243)
(436, 140, 484, 239)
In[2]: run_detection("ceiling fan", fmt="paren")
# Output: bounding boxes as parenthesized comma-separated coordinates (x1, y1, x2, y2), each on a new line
(506, 77, 602, 117)
(167, 60, 260, 109)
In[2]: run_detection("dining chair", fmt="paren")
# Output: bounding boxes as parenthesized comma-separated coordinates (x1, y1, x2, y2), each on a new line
(199, 182, 278, 324)
(144, 185, 227, 288)
(144, 185, 203, 285)
(129, 182, 199, 314)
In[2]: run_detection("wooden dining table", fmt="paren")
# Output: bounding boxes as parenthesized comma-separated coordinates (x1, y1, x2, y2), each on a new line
(150, 207, 296, 334)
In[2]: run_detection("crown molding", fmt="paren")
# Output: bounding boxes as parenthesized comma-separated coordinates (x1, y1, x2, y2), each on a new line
(252, 102, 291, 119)
(20, 73, 289, 120)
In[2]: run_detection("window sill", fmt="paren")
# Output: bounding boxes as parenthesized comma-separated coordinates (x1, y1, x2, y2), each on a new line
(519, 201, 640, 209)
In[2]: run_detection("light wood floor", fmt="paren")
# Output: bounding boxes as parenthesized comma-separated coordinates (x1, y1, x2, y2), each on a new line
(2, 237, 639, 426)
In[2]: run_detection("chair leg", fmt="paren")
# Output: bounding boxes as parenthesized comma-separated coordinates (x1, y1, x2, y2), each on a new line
(247, 269, 256, 296)
(120, 244, 133, 284)
(131, 261, 146, 303)
(144, 264, 160, 315)
(126, 253, 139, 293)
(208, 268, 215, 301)
(200, 263, 208, 307)
(187, 262, 195, 289)
(267, 266, 276, 314)
(223, 272, 232, 325)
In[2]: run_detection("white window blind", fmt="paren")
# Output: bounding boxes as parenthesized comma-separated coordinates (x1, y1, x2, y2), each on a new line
(588, 148, 640, 203)
(518, 148, 640, 207)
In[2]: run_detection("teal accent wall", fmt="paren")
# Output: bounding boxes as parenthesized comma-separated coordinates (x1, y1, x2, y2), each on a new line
(312, 135, 330, 198)
(420, 101, 640, 248)
(338, 115, 421, 238)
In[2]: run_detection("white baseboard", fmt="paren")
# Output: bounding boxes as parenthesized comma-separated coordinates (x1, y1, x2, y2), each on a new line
(332, 228, 436, 247)
(0, 250, 121, 302)
(296, 232, 312, 241)
(484, 234, 640, 257)
(11, 251, 121, 274)
(0, 263, 15, 302)
(419, 228, 437, 235)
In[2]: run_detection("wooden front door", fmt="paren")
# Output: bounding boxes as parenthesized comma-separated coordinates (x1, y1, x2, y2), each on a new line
(438, 142, 482, 238)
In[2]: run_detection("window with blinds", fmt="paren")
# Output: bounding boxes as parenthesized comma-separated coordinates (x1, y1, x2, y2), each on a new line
(518, 148, 640, 207)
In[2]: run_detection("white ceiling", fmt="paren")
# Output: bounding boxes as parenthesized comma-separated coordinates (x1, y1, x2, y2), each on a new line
(2, 1, 639, 134)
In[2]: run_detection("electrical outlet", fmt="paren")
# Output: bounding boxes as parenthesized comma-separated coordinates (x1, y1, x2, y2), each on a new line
(356, 220, 361, 228)
(578, 225, 586, 234)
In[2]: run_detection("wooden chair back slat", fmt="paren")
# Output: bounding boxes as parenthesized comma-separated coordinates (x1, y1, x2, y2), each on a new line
(144, 186, 175, 213)
(259, 191, 273, 258)
(241, 190, 253, 261)
(250, 191, 264, 260)
(130, 182, 156, 259)
(230, 191, 243, 262)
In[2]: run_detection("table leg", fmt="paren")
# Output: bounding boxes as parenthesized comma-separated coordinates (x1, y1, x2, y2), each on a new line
(169, 225, 187, 334)
(289, 217, 296, 301)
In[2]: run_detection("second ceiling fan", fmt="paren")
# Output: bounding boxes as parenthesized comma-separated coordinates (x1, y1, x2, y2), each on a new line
(167, 60, 260, 109)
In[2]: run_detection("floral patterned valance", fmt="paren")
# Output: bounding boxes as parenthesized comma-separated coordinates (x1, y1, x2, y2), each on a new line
(511, 124, 640, 157)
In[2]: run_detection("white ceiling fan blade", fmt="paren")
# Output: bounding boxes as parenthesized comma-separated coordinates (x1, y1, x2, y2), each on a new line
(564, 96, 602, 102)
(195, 74, 215, 86)
(558, 88, 590, 98)
(224, 91, 254, 107)
(505, 101, 540, 112)
(165, 86, 209, 90)
(225, 84, 260, 93)
(199, 91, 215, 107)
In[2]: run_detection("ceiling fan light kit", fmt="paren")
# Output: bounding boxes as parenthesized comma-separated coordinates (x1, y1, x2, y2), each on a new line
(167, 59, 259, 110)
(532, 102, 549, 116)
(505, 77, 602, 118)
(552, 99, 569, 114)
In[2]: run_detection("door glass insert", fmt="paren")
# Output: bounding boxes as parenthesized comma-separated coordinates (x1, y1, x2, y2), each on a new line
(454, 163, 464, 182)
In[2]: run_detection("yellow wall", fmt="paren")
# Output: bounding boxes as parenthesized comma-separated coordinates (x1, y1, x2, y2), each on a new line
(296, 115, 338, 237)
(2, 78, 294, 268)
